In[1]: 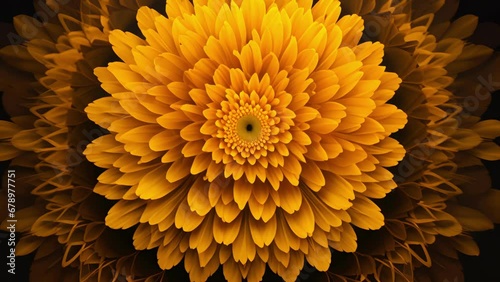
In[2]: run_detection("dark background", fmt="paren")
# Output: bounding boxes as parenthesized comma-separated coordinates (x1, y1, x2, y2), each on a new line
(0, 0, 498, 281)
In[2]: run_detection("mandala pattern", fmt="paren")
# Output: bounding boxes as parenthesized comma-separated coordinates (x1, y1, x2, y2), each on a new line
(0, 0, 498, 281)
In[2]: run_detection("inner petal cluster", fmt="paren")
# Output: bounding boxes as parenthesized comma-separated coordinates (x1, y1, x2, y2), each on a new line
(200, 67, 297, 185)
(218, 90, 280, 161)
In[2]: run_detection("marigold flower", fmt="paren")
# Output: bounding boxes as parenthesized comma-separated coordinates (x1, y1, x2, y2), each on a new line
(0, 0, 498, 281)
(83, 0, 407, 280)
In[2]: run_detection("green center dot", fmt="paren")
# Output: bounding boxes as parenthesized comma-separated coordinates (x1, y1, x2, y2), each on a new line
(237, 115, 261, 142)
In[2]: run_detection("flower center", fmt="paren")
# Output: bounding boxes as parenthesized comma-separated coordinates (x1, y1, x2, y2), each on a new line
(237, 115, 261, 142)
(213, 90, 282, 164)
(223, 104, 270, 156)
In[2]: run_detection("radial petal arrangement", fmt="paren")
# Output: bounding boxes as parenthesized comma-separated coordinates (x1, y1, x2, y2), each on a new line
(83, 0, 407, 281)
(0, 0, 499, 282)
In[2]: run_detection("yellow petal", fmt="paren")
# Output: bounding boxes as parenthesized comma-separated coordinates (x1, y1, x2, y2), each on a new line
(106, 200, 146, 229)
(189, 213, 214, 253)
(175, 200, 205, 232)
(348, 194, 384, 230)
(136, 165, 181, 199)
(249, 215, 277, 248)
(442, 15, 478, 39)
(187, 177, 212, 216)
(317, 172, 354, 210)
(166, 157, 192, 182)
(305, 240, 331, 271)
(278, 181, 302, 213)
(191, 153, 212, 174)
(328, 222, 357, 252)
(158, 233, 185, 269)
(300, 161, 325, 191)
(215, 200, 242, 223)
(213, 214, 242, 245)
(109, 30, 146, 65)
(166, 0, 195, 18)
(283, 198, 315, 238)
(233, 179, 253, 209)
(232, 216, 256, 264)
(274, 212, 301, 252)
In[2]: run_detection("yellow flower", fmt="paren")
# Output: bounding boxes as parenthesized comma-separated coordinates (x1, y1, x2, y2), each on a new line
(84, 0, 407, 281)
(1, 0, 498, 281)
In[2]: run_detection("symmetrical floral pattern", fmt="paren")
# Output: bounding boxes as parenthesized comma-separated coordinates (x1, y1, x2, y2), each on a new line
(84, 0, 407, 280)
(0, 0, 498, 281)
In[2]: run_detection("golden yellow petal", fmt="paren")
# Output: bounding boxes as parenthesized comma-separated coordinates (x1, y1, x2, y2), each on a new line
(166, 157, 192, 182)
(105, 200, 146, 229)
(318, 172, 354, 210)
(190, 152, 212, 174)
(232, 216, 256, 264)
(174, 199, 205, 232)
(156, 111, 191, 131)
(248, 193, 277, 222)
(305, 240, 331, 271)
(249, 215, 277, 248)
(282, 156, 302, 185)
(0, 120, 22, 139)
(137, 6, 161, 32)
(166, 0, 195, 18)
(245, 259, 266, 282)
(277, 181, 302, 213)
(442, 15, 478, 40)
(161, 144, 185, 163)
(117, 99, 157, 124)
(222, 259, 243, 282)
(271, 250, 304, 282)
(10, 129, 43, 151)
(197, 240, 219, 268)
(189, 213, 214, 253)
(451, 235, 480, 256)
(348, 194, 384, 230)
(133, 223, 154, 250)
(231, 179, 252, 209)
(303, 188, 342, 230)
(136, 164, 181, 199)
(187, 177, 212, 216)
(300, 160, 325, 191)
(154, 57, 189, 87)
(328, 222, 357, 252)
(273, 212, 300, 252)
(158, 233, 186, 269)
(15, 235, 44, 257)
(213, 213, 242, 245)
(116, 124, 160, 144)
(0, 143, 21, 160)
(282, 198, 315, 238)
(108, 30, 146, 65)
